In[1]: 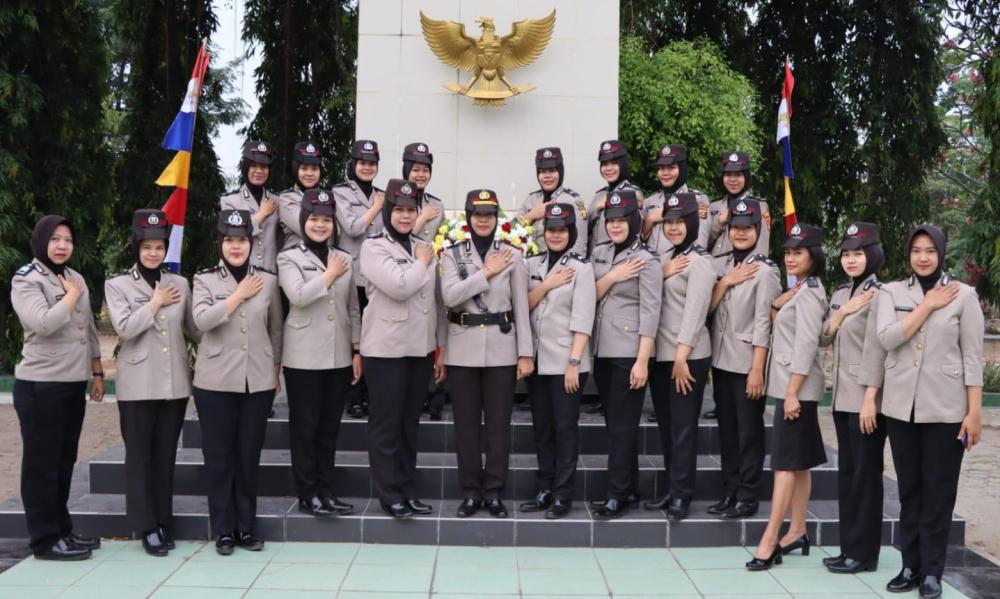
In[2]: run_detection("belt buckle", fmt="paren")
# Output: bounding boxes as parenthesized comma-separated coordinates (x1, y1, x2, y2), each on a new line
(459, 313, 467, 327)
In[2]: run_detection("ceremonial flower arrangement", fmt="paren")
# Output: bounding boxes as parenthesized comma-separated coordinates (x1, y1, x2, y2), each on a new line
(433, 211, 540, 256)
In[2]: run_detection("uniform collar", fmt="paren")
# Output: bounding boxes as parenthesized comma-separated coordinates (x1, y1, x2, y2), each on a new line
(216, 259, 255, 278)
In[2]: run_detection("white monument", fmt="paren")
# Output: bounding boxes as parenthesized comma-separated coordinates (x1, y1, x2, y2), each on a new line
(356, 0, 620, 212)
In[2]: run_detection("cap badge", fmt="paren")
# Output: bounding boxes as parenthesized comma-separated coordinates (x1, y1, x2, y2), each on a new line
(417, 143, 427, 152)
(729, 153, 739, 163)
(317, 192, 330, 202)
(363, 141, 374, 151)
(736, 201, 747, 213)
(400, 183, 413, 195)
(847, 224, 858, 236)
(609, 193, 622, 206)
(662, 146, 671, 156)
(550, 205, 563, 216)
(305, 143, 316, 154)
(226, 212, 245, 227)
(667, 196, 679, 207)
(542, 149, 553, 158)
(257, 142, 268, 152)
(790, 224, 802, 236)
(146, 214, 160, 226)
(479, 190, 491, 200)
(602, 142, 611, 151)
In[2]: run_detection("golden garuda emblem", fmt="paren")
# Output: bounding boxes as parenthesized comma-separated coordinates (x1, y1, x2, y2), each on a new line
(420, 10, 556, 106)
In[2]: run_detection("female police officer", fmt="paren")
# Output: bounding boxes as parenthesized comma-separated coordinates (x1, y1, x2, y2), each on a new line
(278, 141, 325, 250)
(704, 152, 771, 257)
(442, 189, 533, 519)
(517, 147, 588, 255)
(588, 139, 645, 254)
(222, 141, 280, 271)
(192, 209, 282, 555)
(278, 189, 360, 518)
(519, 203, 595, 519)
(704, 199, 780, 520)
(402, 142, 445, 242)
(641, 144, 709, 245)
(747, 223, 828, 571)
(105, 209, 197, 555)
(12, 215, 104, 560)
(361, 178, 446, 519)
(819, 222, 888, 574)
(875, 225, 984, 599)
(589, 189, 661, 520)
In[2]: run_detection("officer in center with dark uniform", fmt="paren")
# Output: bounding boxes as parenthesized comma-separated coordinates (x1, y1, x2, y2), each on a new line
(221, 140, 280, 272)
(517, 147, 589, 256)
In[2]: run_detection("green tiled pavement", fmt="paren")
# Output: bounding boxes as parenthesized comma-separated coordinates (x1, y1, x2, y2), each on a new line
(0, 542, 973, 598)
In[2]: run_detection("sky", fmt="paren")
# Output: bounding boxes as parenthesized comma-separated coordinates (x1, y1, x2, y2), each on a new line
(212, 0, 261, 184)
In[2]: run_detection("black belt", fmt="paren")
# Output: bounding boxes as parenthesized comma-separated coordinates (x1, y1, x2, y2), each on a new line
(448, 310, 514, 330)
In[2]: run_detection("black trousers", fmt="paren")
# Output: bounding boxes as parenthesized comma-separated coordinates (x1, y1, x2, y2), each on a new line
(449, 365, 516, 500)
(594, 358, 646, 500)
(284, 366, 351, 500)
(193, 387, 274, 537)
(364, 355, 434, 505)
(13, 379, 86, 554)
(886, 417, 964, 577)
(117, 398, 187, 534)
(713, 367, 766, 502)
(650, 358, 711, 501)
(347, 287, 369, 408)
(527, 372, 588, 500)
(833, 410, 887, 563)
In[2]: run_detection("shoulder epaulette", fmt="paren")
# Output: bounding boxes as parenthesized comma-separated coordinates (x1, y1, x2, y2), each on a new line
(595, 185, 609, 194)
(373, 185, 384, 193)
(564, 188, 580, 197)
(14, 263, 35, 277)
(366, 231, 385, 239)
(530, 188, 543, 195)
(424, 192, 442, 202)
(253, 266, 276, 276)
(529, 251, 548, 261)
(197, 265, 221, 275)
(596, 240, 612, 246)
(223, 188, 239, 196)
(106, 269, 132, 280)
(806, 276, 820, 288)
(863, 279, 883, 291)
(280, 187, 296, 195)
(569, 252, 590, 263)
(692, 245, 708, 256)
(836, 282, 852, 290)
(332, 181, 351, 189)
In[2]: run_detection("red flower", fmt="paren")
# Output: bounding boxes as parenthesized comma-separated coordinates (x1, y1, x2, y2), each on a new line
(461, 225, 470, 232)
(502, 222, 512, 232)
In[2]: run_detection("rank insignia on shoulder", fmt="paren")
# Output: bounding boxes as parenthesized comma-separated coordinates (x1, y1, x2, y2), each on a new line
(569, 252, 590, 263)
(14, 263, 34, 276)
(367, 231, 383, 239)
(197, 266, 221, 274)
(350, 202, 364, 207)
(895, 305, 914, 312)
(863, 280, 882, 290)
(559, 254, 570, 265)
(806, 277, 819, 288)
(941, 274, 952, 285)
(837, 282, 852, 290)
(745, 256, 755, 264)
(54, 294, 65, 300)
(255, 266, 276, 275)
(566, 188, 580, 197)
(694, 246, 708, 256)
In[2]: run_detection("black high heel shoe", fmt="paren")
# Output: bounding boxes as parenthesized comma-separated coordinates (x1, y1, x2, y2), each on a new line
(746, 546, 783, 571)
(780, 533, 810, 556)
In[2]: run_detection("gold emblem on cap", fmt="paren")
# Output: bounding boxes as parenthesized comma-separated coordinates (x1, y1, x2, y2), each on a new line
(479, 190, 491, 200)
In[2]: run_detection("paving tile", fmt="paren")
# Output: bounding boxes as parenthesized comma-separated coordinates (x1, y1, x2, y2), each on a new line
(770, 548, 833, 569)
(603, 568, 698, 595)
(164, 561, 266, 588)
(0, 587, 62, 599)
(518, 568, 608, 595)
(341, 564, 434, 593)
(594, 547, 679, 569)
(252, 562, 349, 591)
(353, 543, 438, 567)
(271, 542, 359, 563)
(0, 558, 99, 587)
(150, 588, 246, 599)
(101, 540, 204, 561)
(57, 587, 161, 599)
(770, 568, 874, 595)
(702, 595, 789, 599)
(516, 546, 598, 569)
(436, 545, 516, 569)
(74, 559, 182, 587)
(433, 595, 519, 599)
(432, 564, 520, 595)
(244, 591, 336, 599)
(336, 593, 426, 599)
(670, 546, 752, 570)
(687, 568, 787, 595)
(187, 542, 280, 562)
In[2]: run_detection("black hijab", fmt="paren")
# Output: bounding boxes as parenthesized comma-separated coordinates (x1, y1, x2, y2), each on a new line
(660, 161, 688, 194)
(849, 244, 885, 295)
(724, 170, 753, 202)
(31, 215, 74, 277)
(218, 234, 251, 282)
(907, 225, 947, 294)
(604, 156, 630, 190)
(671, 211, 701, 255)
(540, 165, 565, 202)
(299, 210, 332, 264)
(347, 160, 375, 198)
(132, 236, 166, 289)
(383, 199, 413, 255)
(546, 220, 578, 271)
(466, 211, 496, 262)
(612, 211, 642, 257)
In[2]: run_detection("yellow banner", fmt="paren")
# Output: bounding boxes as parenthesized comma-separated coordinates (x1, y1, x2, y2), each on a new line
(155, 151, 191, 188)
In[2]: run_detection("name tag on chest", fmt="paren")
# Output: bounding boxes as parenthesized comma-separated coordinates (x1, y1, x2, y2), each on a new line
(135, 297, 150, 304)
(215, 294, 230, 300)
(303, 266, 318, 271)
(395, 258, 409, 264)
(895, 305, 914, 312)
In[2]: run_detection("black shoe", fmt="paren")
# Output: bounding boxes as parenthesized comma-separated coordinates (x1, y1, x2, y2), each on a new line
(485, 498, 508, 518)
(666, 498, 689, 521)
(268, 407, 276, 418)
(235, 531, 264, 551)
(585, 403, 604, 414)
(546, 499, 571, 519)
(457, 498, 480, 518)
(382, 502, 414, 519)
(142, 528, 168, 557)
(66, 532, 101, 550)
(405, 498, 433, 515)
(745, 545, 782, 571)
(156, 526, 176, 550)
(646, 412, 657, 422)
(828, 557, 878, 574)
(299, 496, 337, 517)
(780, 533, 810, 556)
(516, 401, 532, 411)
(706, 495, 736, 515)
(720, 500, 759, 520)
(320, 496, 354, 515)
(427, 392, 445, 421)
(886, 567, 921, 593)
(215, 534, 235, 556)
(592, 492, 638, 509)
(822, 554, 845, 567)
(520, 491, 554, 512)
(347, 402, 366, 419)
(643, 495, 672, 510)
(592, 498, 627, 520)
(919, 575, 942, 598)
(702, 409, 717, 419)
(34, 539, 92, 561)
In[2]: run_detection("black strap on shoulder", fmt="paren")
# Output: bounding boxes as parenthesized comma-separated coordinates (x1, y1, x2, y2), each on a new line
(449, 244, 512, 333)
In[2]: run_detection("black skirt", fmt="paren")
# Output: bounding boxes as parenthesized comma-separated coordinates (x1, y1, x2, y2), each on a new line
(769, 398, 827, 471)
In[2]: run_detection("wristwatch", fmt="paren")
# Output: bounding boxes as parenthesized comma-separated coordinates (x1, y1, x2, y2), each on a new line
(568, 357, 581, 366)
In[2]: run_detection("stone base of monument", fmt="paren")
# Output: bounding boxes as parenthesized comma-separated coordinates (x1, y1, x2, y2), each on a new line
(0, 395, 965, 547)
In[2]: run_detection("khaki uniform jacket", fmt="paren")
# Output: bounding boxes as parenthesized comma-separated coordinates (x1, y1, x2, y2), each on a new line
(654, 244, 715, 361)
(11, 260, 101, 382)
(277, 185, 306, 251)
(220, 184, 280, 272)
(706, 192, 771, 257)
(517, 186, 589, 256)
(876, 276, 985, 423)
(359, 233, 445, 358)
(819, 276, 886, 413)
(414, 192, 445, 242)
(333, 180, 383, 286)
(526, 252, 596, 375)
(709, 253, 781, 374)
(765, 277, 829, 402)
(192, 263, 283, 393)
(441, 239, 533, 367)
(590, 240, 662, 358)
(587, 180, 645, 252)
(278, 244, 360, 369)
(105, 267, 198, 401)
(642, 184, 711, 249)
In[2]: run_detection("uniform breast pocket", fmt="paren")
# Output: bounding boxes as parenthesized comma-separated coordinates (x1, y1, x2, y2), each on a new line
(734, 329, 753, 344)
(613, 317, 639, 334)
(286, 317, 311, 330)
(123, 349, 148, 365)
(773, 352, 792, 367)
(379, 306, 409, 323)
(200, 344, 223, 359)
(26, 344, 69, 359)
(941, 363, 963, 379)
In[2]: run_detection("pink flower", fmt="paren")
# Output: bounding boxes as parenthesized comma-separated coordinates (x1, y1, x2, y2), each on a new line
(947, 73, 960, 83)
(942, 39, 957, 48)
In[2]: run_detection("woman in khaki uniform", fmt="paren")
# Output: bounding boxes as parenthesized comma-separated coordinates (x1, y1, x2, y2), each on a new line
(220, 141, 280, 271)
(277, 141, 325, 250)
(519, 203, 595, 519)
(403, 142, 445, 242)
(11, 215, 104, 561)
(705, 199, 781, 520)
(641, 144, 710, 247)
(192, 209, 282, 556)
(643, 194, 715, 522)
(747, 223, 828, 571)
(875, 225, 984, 598)
(105, 209, 197, 555)
(360, 178, 446, 519)
(278, 189, 360, 519)
(588, 139, 645, 255)
(589, 189, 662, 520)
(442, 189, 534, 519)
(704, 152, 771, 257)
(517, 147, 588, 256)
(819, 222, 888, 575)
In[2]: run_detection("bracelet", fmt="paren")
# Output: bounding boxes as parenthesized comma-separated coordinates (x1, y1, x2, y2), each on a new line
(92, 372, 104, 378)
